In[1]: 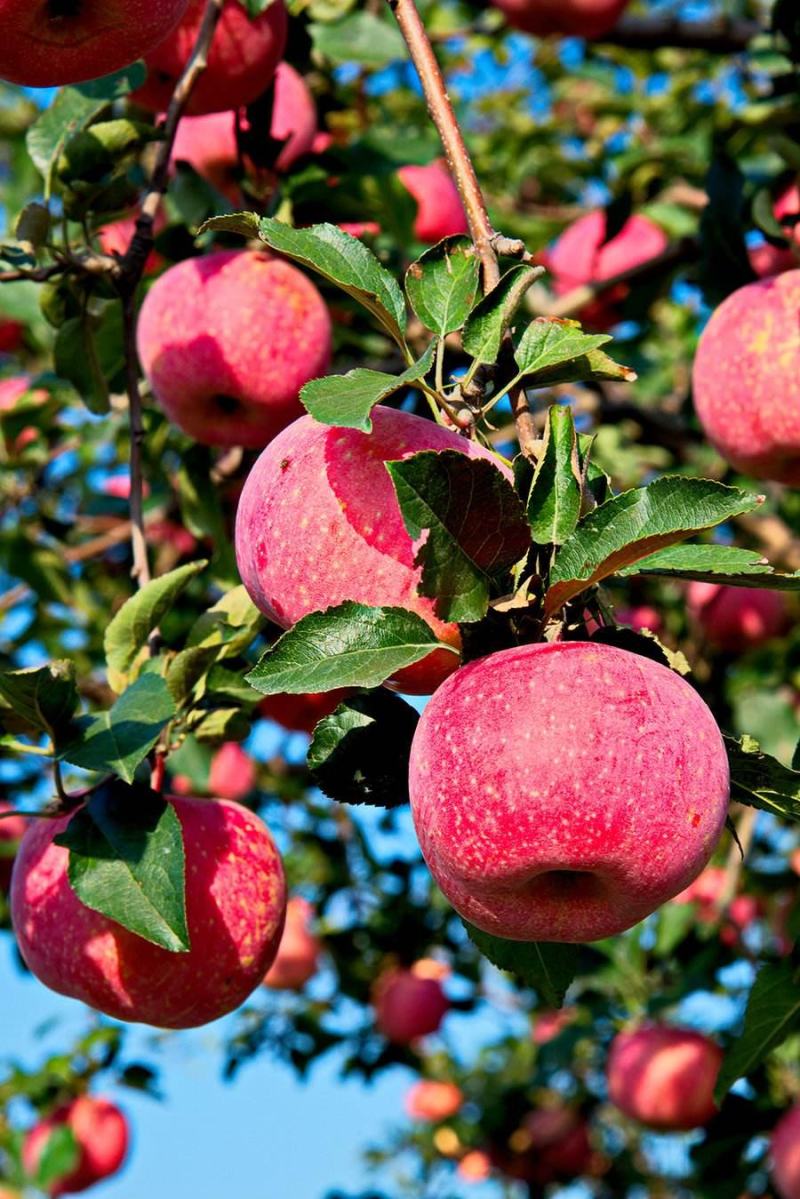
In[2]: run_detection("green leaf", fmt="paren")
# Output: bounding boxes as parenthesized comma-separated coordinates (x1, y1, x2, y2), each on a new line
(545, 478, 762, 615)
(241, 0, 277, 13)
(54, 303, 126, 416)
(462, 264, 541, 365)
(104, 560, 208, 691)
(517, 405, 582, 545)
(405, 236, 480, 336)
(726, 734, 800, 822)
(189, 706, 250, 744)
(73, 63, 148, 99)
(515, 318, 611, 377)
(166, 646, 219, 708)
(523, 346, 636, 388)
(60, 674, 176, 784)
(32, 1126, 80, 1191)
(308, 691, 419, 807)
(463, 921, 580, 1007)
(619, 543, 800, 590)
(185, 585, 265, 659)
(202, 215, 407, 348)
(26, 86, 106, 182)
(54, 781, 189, 953)
(387, 451, 530, 622)
(246, 603, 455, 695)
(0, 660, 79, 743)
(309, 12, 407, 68)
(300, 343, 435, 432)
(15, 202, 51, 251)
(715, 961, 800, 1099)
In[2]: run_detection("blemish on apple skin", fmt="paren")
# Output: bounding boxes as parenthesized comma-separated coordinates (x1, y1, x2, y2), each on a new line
(280, 458, 291, 471)
(690, 812, 701, 827)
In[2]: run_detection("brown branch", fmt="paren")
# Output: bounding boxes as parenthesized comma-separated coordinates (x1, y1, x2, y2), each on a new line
(0, 263, 64, 284)
(601, 13, 761, 54)
(0, 521, 136, 614)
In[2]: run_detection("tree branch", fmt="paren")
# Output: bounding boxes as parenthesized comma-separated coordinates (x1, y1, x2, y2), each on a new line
(601, 13, 761, 54)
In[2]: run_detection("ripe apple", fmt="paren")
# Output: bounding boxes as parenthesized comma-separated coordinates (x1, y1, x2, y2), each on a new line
(259, 690, 351, 735)
(11, 796, 287, 1028)
(495, 1107, 593, 1185)
(492, 0, 629, 37)
(692, 271, 800, 484)
(0, 0, 189, 88)
(772, 1102, 800, 1199)
(546, 210, 668, 329)
(171, 62, 318, 197)
(607, 1025, 722, 1130)
(23, 1096, 129, 1196)
(408, 641, 730, 942)
(397, 161, 468, 243)
(97, 207, 167, 275)
(0, 802, 27, 893)
(134, 0, 287, 116)
(0, 317, 23, 353)
(373, 961, 449, 1043)
(687, 581, 787, 652)
(208, 741, 256, 801)
(263, 896, 321, 990)
(235, 407, 510, 694)
(672, 865, 762, 945)
(137, 250, 332, 448)
(405, 1080, 463, 1121)
(615, 604, 662, 635)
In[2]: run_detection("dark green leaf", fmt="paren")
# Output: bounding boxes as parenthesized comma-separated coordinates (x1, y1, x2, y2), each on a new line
(545, 478, 762, 615)
(246, 603, 455, 694)
(0, 661, 79, 741)
(715, 961, 800, 1099)
(104, 560, 208, 690)
(185, 585, 265, 659)
(55, 781, 189, 953)
(619, 543, 800, 590)
(515, 318, 610, 377)
(463, 920, 580, 1007)
(405, 236, 480, 336)
(60, 674, 176, 784)
(462, 265, 541, 365)
(518, 405, 582, 545)
(54, 302, 126, 416)
(73, 63, 148, 99)
(387, 451, 530, 622)
(15, 202, 51, 251)
(300, 343, 435, 432)
(309, 13, 407, 68)
(726, 734, 800, 822)
(166, 646, 218, 708)
(308, 692, 418, 807)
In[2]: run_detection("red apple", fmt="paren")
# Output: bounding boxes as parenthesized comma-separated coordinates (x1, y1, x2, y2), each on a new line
(405, 1080, 463, 1121)
(397, 161, 468, 244)
(0, 317, 23, 353)
(0, 0, 189, 88)
(492, 0, 629, 37)
(136, 250, 331, 448)
(235, 407, 510, 695)
(144, 518, 197, 557)
(687, 582, 787, 652)
(607, 1025, 722, 1130)
(0, 802, 27, 893)
(692, 271, 800, 484)
(672, 865, 761, 944)
(23, 1096, 129, 1196)
(373, 960, 449, 1043)
(258, 689, 351, 735)
(97, 208, 166, 275)
(134, 0, 287, 116)
(263, 896, 321, 990)
(546, 210, 668, 329)
(11, 796, 287, 1028)
(408, 641, 730, 942)
(772, 1102, 800, 1199)
(496, 1108, 594, 1185)
(208, 741, 256, 801)
(616, 604, 662, 635)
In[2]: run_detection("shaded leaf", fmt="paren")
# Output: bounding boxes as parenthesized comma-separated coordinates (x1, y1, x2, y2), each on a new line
(464, 920, 580, 1007)
(26, 87, 105, 181)
(55, 781, 189, 953)
(462, 265, 541, 364)
(0, 661, 78, 742)
(301, 343, 435, 432)
(308, 692, 418, 807)
(60, 674, 176, 784)
(387, 451, 530, 622)
(619, 543, 800, 590)
(716, 961, 800, 1099)
(185, 585, 265, 659)
(309, 12, 407, 68)
(405, 236, 480, 336)
(246, 603, 454, 694)
(73, 63, 148, 99)
(726, 734, 800, 822)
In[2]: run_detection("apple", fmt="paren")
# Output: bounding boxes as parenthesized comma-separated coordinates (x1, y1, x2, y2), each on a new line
(263, 896, 321, 990)
(145, 518, 198, 558)
(259, 690, 351, 735)
(607, 1025, 722, 1130)
(97, 207, 166, 275)
(136, 250, 332, 448)
(0, 0, 189, 88)
(692, 271, 800, 484)
(23, 1096, 129, 1196)
(11, 795, 287, 1028)
(373, 960, 449, 1043)
(235, 407, 510, 695)
(545, 210, 668, 329)
(687, 582, 787, 652)
(405, 1080, 463, 1121)
(396, 161, 468, 243)
(134, 0, 287, 116)
(457, 1150, 491, 1182)
(491, 0, 629, 38)
(171, 62, 318, 197)
(0, 802, 27, 893)
(0, 317, 23, 353)
(408, 640, 730, 942)
(494, 1107, 593, 1185)
(772, 1103, 800, 1199)
(615, 604, 662, 635)
(0, 376, 45, 454)
(208, 741, 256, 801)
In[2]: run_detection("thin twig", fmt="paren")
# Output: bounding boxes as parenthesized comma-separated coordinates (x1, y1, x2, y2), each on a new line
(716, 805, 758, 913)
